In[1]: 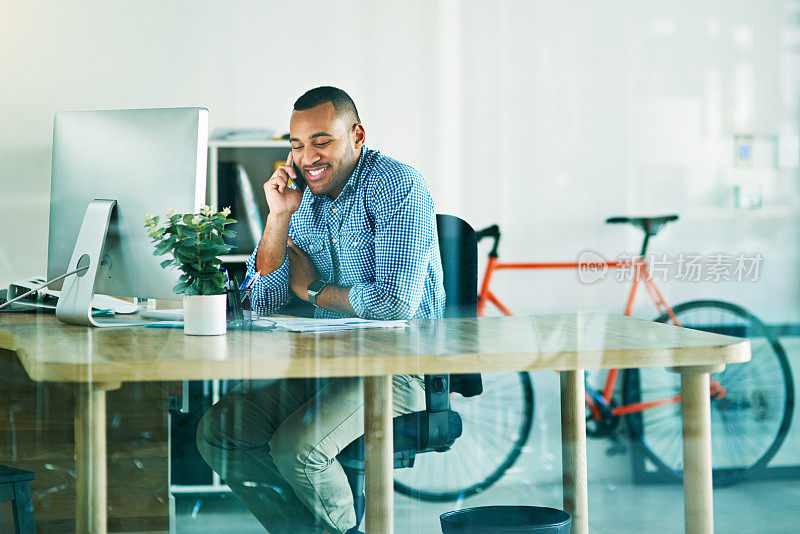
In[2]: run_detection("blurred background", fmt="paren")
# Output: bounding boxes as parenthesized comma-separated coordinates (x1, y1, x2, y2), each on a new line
(1, 0, 799, 532)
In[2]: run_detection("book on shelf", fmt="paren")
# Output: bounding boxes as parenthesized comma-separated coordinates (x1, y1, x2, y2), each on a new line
(217, 162, 264, 256)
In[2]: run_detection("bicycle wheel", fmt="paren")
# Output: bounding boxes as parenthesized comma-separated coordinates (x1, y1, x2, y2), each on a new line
(623, 300, 794, 486)
(393, 372, 534, 501)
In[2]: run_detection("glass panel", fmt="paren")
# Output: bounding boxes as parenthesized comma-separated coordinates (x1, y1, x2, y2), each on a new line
(2, 1, 798, 533)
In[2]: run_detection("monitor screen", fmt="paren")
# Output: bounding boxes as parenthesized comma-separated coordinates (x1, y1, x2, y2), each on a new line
(47, 107, 209, 300)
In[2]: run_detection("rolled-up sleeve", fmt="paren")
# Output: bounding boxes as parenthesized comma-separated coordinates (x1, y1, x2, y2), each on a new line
(348, 168, 436, 319)
(244, 249, 292, 316)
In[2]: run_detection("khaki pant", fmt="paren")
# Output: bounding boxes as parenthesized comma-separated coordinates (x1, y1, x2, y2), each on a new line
(196, 376, 425, 534)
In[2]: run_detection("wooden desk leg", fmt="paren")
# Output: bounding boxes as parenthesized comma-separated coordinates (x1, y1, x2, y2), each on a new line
(560, 370, 588, 534)
(671, 365, 724, 534)
(75, 382, 120, 534)
(364, 375, 394, 534)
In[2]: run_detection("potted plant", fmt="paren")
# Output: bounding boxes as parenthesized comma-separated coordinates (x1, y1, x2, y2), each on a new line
(144, 205, 236, 335)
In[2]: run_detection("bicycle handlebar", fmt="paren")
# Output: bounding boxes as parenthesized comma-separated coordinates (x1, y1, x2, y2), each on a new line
(476, 224, 501, 257)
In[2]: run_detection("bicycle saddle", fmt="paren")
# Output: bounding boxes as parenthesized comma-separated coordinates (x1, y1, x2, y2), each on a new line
(605, 215, 678, 236)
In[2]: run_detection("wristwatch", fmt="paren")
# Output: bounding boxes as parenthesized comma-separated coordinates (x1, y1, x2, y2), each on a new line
(307, 279, 328, 307)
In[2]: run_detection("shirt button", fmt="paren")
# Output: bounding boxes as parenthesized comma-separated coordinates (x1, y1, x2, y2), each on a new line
(332, 207, 338, 213)
(333, 238, 338, 244)
(352, 242, 358, 247)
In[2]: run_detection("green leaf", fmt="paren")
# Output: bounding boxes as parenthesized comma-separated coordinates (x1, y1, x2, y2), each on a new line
(199, 248, 218, 261)
(148, 228, 165, 239)
(205, 280, 221, 294)
(182, 214, 195, 225)
(153, 241, 172, 256)
(222, 229, 236, 238)
(173, 281, 188, 294)
(178, 226, 198, 238)
(175, 249, 195, 262)
(160, 259, 174, 269)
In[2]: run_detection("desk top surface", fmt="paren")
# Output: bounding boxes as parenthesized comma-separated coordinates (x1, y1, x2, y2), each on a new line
(0, 313, 750, 383)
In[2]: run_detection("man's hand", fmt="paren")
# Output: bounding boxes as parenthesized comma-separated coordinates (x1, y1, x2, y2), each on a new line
(264, 152, 303, 216)
(287, 238, 319, 301)
(287, 238, 357, 315)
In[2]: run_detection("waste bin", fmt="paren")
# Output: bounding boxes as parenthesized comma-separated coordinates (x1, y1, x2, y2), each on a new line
(440, 505, 571, 534)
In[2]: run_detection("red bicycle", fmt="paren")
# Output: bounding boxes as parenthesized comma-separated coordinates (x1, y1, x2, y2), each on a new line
(394, 215, 794, 501)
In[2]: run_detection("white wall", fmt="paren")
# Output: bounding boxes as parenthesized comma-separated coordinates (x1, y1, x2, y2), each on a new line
(2, 0, 799, 322)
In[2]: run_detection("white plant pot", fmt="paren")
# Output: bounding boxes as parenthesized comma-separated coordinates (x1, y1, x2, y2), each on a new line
(183, 294, 227, 336)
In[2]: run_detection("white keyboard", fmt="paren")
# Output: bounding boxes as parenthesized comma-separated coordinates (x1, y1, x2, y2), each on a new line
(139, 309, 184, 321)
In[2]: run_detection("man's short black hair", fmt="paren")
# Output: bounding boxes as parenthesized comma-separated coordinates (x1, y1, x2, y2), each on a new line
(294, 86, 361, 126)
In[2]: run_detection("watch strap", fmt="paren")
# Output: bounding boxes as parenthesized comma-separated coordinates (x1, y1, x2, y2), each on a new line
(307, 279, 327, 307)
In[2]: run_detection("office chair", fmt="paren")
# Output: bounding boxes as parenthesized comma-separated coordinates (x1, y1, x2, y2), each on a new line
(337, 214, 483, 531)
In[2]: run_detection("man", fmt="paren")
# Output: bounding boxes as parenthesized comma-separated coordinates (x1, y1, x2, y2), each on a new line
(196, 86, 445, 534)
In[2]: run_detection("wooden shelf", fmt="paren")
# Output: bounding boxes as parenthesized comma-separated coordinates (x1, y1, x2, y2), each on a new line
(220, 254, 250, 263)
(209, 139, 289, 148)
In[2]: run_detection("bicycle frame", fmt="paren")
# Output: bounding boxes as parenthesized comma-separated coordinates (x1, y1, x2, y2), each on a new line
(477, 253, 724, 420)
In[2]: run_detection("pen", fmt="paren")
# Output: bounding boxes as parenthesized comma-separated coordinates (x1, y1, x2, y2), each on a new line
(239, 272, 257, 291)
(238, 272, 258, 304)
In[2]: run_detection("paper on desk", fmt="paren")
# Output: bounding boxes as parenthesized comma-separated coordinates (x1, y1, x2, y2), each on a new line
(256, 317, 408, 333)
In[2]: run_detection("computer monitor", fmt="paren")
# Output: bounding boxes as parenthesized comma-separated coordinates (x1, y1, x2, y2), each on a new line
(47, 107, 209, 326)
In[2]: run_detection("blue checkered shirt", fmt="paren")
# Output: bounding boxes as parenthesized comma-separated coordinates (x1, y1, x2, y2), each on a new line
(245, 147, 446, 319)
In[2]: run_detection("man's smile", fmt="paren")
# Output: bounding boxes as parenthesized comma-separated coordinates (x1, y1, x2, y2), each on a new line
(305, 165, 330, 182)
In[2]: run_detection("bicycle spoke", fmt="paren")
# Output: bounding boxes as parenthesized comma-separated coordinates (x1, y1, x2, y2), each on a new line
(719, 415, 746, 468)
(663, 426, 683, 468)
(640, 410, 683, 428)
(722, 413, 772, 463)
(722, 359, 781, 386)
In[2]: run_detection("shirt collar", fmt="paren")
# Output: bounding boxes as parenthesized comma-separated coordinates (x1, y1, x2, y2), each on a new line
(310, 146, 368, 205)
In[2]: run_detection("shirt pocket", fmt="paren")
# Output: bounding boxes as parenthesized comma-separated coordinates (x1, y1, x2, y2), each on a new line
(292, 234, 328, 262)
(339, 230, 375, 280)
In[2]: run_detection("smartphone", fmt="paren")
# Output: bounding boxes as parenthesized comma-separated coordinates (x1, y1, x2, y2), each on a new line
(290, 162, 306, 193)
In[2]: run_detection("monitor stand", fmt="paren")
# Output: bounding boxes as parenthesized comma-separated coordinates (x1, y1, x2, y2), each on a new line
(56, 199, 141, 327)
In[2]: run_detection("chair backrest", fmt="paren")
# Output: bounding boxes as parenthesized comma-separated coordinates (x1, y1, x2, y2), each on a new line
(436, 214, 482, 398)
(436, 214, 478, 319)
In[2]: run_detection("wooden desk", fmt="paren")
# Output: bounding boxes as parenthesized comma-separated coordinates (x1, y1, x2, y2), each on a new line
(0, 313, 749, 534)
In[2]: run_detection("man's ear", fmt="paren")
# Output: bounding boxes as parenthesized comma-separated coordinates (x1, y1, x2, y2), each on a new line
(352, 123, 366, 149)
